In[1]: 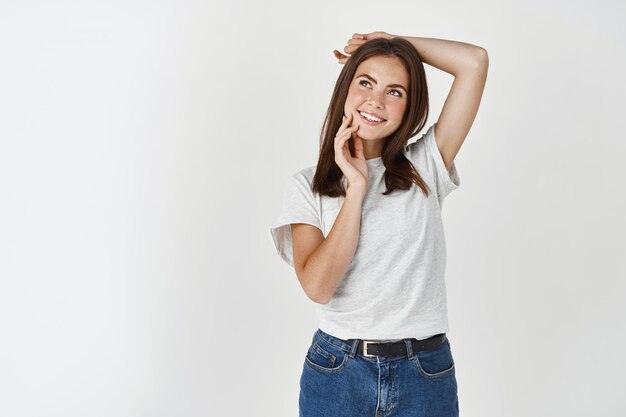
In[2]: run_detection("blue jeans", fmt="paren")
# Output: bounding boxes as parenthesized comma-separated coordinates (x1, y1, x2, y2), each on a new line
(299, 328, 459, 417)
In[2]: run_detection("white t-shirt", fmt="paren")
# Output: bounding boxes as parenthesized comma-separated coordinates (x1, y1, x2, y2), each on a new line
(269, 123, 461, 340)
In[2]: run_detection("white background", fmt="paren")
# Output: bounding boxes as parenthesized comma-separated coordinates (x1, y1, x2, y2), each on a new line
(1, 0, 625, 416)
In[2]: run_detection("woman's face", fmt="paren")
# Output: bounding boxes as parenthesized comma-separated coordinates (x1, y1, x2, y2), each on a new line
(344, 55, 409, 142)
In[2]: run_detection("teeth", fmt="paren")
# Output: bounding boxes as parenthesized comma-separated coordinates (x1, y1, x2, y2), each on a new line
(360, 111, 383, 122)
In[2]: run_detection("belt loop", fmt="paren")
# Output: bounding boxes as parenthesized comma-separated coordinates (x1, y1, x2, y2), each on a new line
(349, 339, 359, 358)
(404, 339, 415, 359)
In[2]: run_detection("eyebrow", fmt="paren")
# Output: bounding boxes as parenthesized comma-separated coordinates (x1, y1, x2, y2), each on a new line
(356, 73, 408, 93)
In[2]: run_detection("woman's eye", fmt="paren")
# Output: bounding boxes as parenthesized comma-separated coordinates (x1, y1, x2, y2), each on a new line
(359, 80, 402, 97)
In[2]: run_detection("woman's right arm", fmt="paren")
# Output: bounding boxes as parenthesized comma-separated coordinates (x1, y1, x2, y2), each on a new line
(292, 112, 368, 304)
(292, 187, 366, 304)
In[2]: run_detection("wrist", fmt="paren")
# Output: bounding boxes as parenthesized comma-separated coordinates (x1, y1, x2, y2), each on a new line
(346, 186, 367, 201)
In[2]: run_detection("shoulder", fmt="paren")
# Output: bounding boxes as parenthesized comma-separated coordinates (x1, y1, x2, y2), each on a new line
(403, 124, 434, 168)
(288, 164, 317, 186)
(281, 165, 319, 201)
(403, 124, 433, 153)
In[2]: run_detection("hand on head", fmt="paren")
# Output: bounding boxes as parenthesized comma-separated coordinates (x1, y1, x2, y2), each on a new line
(332, 31, 393, 64)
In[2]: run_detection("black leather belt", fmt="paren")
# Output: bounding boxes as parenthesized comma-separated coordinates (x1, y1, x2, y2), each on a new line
(344, 333, 446, 358)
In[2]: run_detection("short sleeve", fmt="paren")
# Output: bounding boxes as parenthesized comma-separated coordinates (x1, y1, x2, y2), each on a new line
(404, 122, 461, 207)
(269, 172, 322, 268)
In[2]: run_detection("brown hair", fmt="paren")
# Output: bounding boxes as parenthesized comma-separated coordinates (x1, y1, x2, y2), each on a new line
(312, 37, 431, 198)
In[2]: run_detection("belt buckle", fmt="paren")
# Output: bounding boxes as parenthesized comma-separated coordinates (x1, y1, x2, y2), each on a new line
(362, 340, 377, 358)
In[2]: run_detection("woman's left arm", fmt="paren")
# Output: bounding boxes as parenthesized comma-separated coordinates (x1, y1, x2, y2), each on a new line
(399, 34, 488, 171)
(391, 33, 487, 76)
(335, 31, 487, 76)
(335, 32, 489, 171)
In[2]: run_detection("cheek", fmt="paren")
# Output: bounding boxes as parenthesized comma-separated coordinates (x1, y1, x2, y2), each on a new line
(347, 89, 368, 105)
(389, 102, 407, 122)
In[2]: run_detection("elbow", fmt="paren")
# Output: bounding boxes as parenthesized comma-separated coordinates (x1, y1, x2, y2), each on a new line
(297, 265, 333, 305)
(312, 294, 331, 305)
(301, 276, 332, 305)
(305, 283, 332, 305)
(473, 48, 489, 69)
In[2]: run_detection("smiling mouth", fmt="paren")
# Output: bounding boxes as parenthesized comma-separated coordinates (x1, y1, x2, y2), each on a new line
(358, 111, 386, 125)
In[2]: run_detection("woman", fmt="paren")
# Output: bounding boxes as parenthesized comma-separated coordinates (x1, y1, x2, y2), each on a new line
(270, 31, 488, 417)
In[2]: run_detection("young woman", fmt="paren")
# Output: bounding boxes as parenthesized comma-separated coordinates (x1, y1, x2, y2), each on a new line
(270, 31, 488, 417)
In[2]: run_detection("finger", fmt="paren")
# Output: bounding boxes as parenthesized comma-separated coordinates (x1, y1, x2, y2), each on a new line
(352, 33, 365, 39)
(344, 114, 358, 132)
(335, 126, 355, 145)
(343, 112, 353, 127)
(335, 118, 352, 142)
(347, 38, 366, 46)
(336, 132, 353, 160)
(344, 45, 361, 55)
(334, 50, 348, 59)
(337, 131, 352, 146)
(337, 120, 346, 135)
(337, 132, 357, 151)
(346, 116, 359, 129)
(338, 126, 356, 139)
(349, 124, 360, 138)
(336, 127, 354, 144)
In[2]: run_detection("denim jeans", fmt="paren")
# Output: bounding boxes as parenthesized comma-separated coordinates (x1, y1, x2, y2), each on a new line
(299, 328, 459, 417)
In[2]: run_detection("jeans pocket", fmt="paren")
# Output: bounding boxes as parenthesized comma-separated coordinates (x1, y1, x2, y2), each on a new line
(414, 338, 455, 379)
(304, 332, 349, 374)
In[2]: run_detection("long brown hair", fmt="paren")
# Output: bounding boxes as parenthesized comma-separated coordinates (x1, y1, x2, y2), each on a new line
(312, 37, 431, 198)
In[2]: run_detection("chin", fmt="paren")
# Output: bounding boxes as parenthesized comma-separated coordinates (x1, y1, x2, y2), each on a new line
(358, 133, 386, 142)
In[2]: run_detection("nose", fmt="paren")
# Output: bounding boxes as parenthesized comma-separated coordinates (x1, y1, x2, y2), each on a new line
(367, 91, 384, 109)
